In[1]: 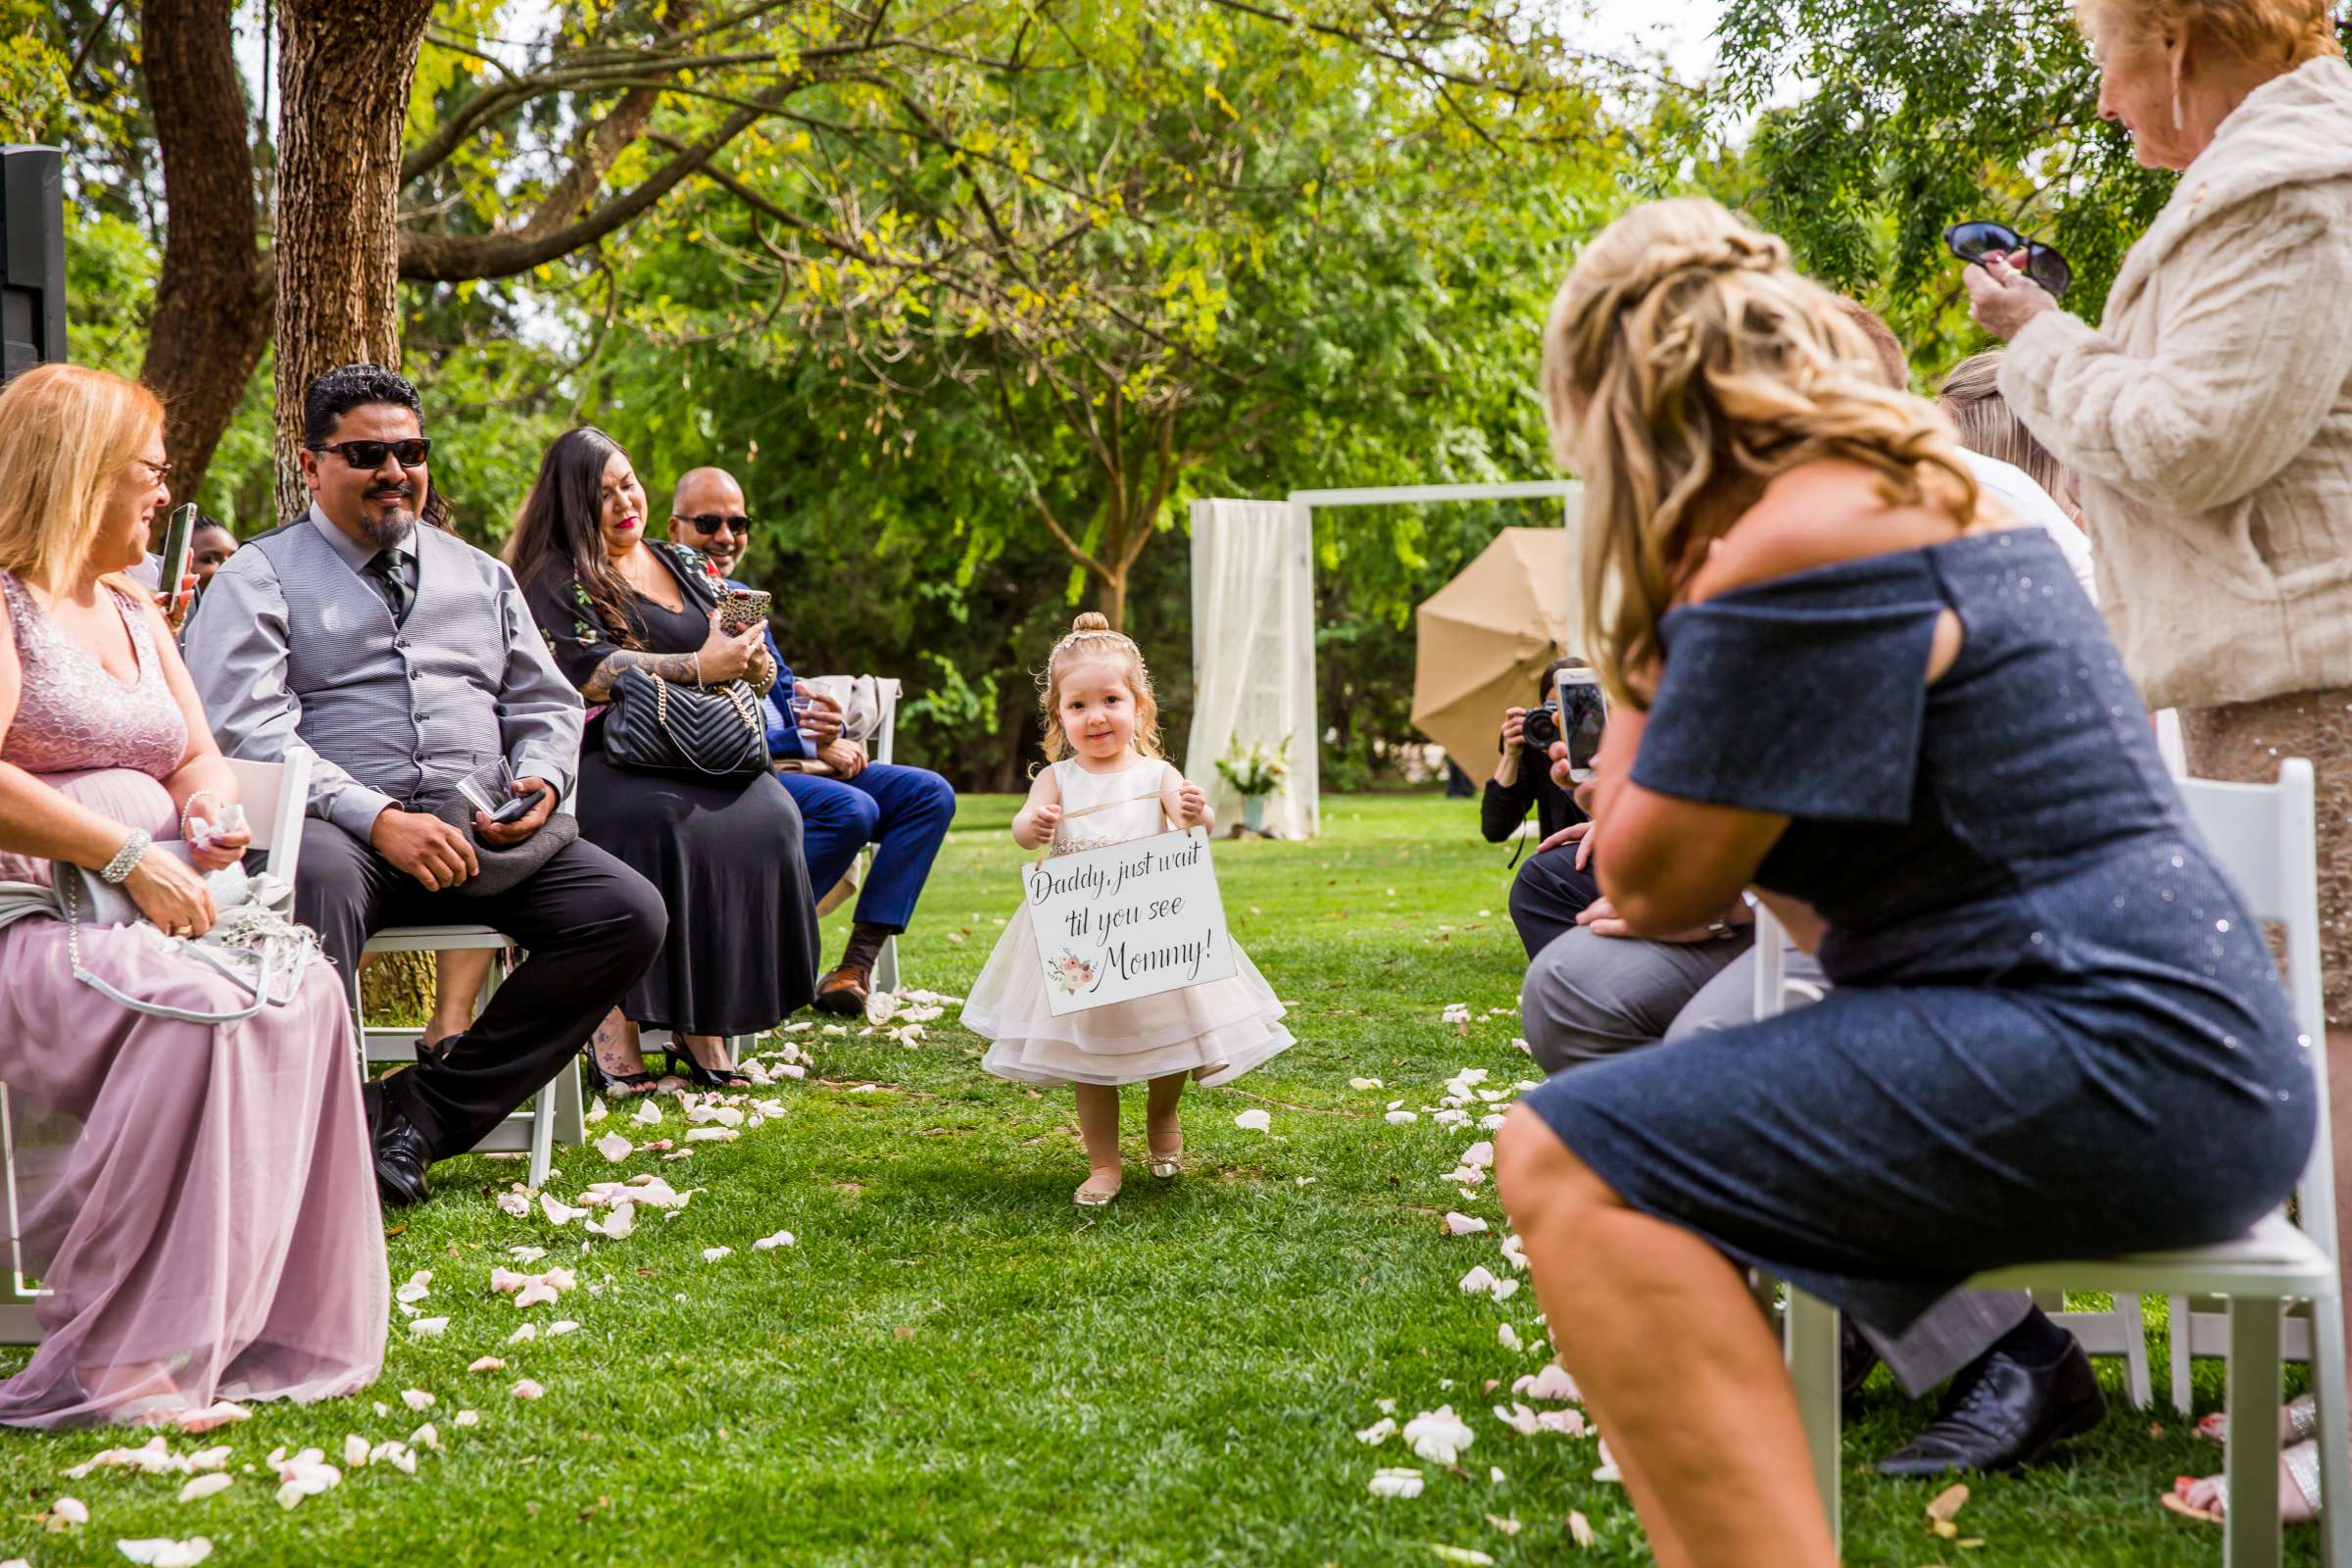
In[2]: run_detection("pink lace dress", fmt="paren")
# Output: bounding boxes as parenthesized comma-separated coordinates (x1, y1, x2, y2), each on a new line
(0, 570, 385, 1427)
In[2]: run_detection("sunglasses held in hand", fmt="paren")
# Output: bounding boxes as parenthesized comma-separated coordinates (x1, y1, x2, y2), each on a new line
(1945, 220, 2074, 299)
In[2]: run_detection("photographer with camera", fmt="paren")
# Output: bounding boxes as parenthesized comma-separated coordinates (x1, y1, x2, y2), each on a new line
(1490, 659, 1598, 958)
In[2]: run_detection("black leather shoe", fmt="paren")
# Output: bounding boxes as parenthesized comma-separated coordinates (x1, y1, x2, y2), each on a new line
(1877, 1340, 2106, 1478)
(372, 1114, 433, 1209)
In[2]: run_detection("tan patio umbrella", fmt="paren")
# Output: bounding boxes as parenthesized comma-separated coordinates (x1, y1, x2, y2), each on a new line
(1411, 526, 1583, 769)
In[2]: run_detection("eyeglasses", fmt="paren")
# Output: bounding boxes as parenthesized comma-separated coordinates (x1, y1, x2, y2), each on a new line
(1945, 220, 2073, 299)
(132, 458, 172, 485)
(309, 438, 433, 469)
(674, 514, 751, 536)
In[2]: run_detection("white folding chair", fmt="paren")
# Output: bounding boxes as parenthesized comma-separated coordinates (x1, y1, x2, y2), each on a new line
(806, 675, 906, 995)
(354, 925, 583, 1193)
(1773, 759, 2350, 1566)
(0, 753, 316, 1345)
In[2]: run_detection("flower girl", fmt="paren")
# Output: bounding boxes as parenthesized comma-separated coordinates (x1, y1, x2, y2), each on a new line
(961, 613, 1293, 1204)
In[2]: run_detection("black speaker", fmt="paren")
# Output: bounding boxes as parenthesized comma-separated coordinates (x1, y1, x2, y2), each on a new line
(0, 145, 68, 381)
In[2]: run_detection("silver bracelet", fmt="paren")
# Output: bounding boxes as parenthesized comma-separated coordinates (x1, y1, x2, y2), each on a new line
(101, 829, 151, 885)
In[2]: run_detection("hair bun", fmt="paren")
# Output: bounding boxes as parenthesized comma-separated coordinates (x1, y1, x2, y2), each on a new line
(1071, 612, 1111, 633)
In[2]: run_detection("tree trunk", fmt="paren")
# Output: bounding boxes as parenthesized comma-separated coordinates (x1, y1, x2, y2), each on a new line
(271, 0, 435, 514)
(138, 0, 270, 504)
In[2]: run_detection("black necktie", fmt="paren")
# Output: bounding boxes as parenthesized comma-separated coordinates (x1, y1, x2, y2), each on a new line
(365, 551, 412, 623)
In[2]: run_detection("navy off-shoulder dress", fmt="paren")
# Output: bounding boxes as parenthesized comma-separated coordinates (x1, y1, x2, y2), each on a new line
(1522, 527, 2316, 1335)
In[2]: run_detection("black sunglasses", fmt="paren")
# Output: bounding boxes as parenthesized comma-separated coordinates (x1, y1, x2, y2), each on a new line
(310, 438, 432, 469)
(675, 513, 751, 536)
(1945, 220, 2073, 299)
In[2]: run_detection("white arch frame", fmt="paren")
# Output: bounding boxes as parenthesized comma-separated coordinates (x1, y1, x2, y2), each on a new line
(1188, 481, 1580, 839)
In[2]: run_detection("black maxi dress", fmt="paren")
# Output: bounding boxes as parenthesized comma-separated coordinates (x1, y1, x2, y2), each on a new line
(523, 541, 820, 1035)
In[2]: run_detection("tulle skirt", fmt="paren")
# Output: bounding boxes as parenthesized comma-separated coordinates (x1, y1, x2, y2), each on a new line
(0, 767, 386, 1427)
(962, 904, 1294, 1087)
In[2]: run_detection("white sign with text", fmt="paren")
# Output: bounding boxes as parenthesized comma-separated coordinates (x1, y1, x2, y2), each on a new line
(1021, 828, 1239, 1014)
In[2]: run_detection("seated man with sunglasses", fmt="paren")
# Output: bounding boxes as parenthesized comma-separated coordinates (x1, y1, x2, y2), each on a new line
(667, 466, 956, 1014)
(186, 364, 666, 1207)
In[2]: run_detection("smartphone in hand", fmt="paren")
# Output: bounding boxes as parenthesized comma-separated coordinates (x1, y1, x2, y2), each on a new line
(157, 503, 198, 619)
(1556, 666, 1609, 784)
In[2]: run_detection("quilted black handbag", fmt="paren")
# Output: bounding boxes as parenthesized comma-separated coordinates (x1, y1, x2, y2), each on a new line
(601, 666, 769, 777)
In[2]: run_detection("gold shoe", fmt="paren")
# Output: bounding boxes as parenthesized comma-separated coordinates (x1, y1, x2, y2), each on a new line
(1146, 1123, 1183, 1180)
(1074, 1170, 1122, 1206)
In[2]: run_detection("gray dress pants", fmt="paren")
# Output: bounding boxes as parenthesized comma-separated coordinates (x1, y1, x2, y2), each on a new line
(1520, 928, 2033, 1395)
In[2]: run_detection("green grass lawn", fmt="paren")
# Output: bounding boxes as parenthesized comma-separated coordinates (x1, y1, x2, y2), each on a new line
(0, 795, 2305, 1565)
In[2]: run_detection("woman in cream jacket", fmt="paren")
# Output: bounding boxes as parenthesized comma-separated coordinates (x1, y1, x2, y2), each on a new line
(1965, 0, 2352, 1528)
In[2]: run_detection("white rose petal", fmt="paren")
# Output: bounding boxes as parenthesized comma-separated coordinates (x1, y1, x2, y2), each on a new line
(864, 990, 899, 1024)
(1497, 1323, 1523, 1351)
(702, 1247, 733, 1262)
(410, 1422, 440, 1450)
(587, 1200, 637, 1240)
(593, 1131, 634, 1163)
(547, 1319, 579, 1336)
(583, 1097, 609, 1124)
(1385, 1110, 1418, 1125)
(539, 1194, 586, 1226)
(175, 1474, 234, 1505)
(1348, 1077, 1385, 1090)
(401, 1389, 434, 1411)
(1367, 1467, 1424, 1499)
(408, 1316, 449, 1338)
(1443, 1211, 1489, 1237)
(1493, 1402, 1541, 1436)
(185, 1446, 230, 1473)
(496, 1192, 531, 1218)
(1537, 1408, 1589, 1437)
(51, 1496, 88, 1527)
(510, 1246, 548, 1263)
(1232, 1108, 1271, 1132)
(1458, 1265, 1501, 1297)
(342, 1435, 369, 1468)
(753, 1230, 796, 1250)
(1402, 1405, 1476, 1465)
(509, 1379, 545, 1400)
(507, 1322, 538, 1346)
(1567, 1510, 1595, 1547)
(1353, 1416, 1396, 1446)
(468, 1356, 506, 1374)
(117, 1541, 213, 1568)
(684, 1127, 739, 1143)
(632, 1098, 663, 1125)
(514, 1282, 560, 1310)
(1513, 1364, 1581, 1403)
(1460, 1141, 1495, 1170)
(454, 1410, 480, 1428)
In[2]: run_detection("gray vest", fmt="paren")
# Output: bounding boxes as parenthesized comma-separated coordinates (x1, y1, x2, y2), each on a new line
(244, 518, 516, 807)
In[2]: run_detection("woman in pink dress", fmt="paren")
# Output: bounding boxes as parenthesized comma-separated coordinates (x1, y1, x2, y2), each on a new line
(0, 365, 385, 1428)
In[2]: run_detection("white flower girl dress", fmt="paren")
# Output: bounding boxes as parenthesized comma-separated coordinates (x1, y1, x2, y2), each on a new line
(962, 755, 1294, 1086)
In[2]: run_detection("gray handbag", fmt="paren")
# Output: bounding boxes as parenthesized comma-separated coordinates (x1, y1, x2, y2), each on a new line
(0, 844, 311, 1024)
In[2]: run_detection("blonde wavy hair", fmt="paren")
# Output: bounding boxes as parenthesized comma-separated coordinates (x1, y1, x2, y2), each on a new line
(0, 365, 166, 594)
(1038, 612, 1163, 762)
(2076, 0, 2340, 67)
(1541, 198, 1978, 709)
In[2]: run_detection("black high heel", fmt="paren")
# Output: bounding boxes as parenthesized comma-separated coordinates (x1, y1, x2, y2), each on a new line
(667, 1038, 753, 1091)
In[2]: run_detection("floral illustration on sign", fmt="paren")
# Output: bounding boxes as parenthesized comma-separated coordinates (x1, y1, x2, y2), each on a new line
(1047, 950, 1099, 997)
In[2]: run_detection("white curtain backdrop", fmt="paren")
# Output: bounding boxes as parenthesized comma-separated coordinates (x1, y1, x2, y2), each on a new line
(1185, 499, 1319, 838)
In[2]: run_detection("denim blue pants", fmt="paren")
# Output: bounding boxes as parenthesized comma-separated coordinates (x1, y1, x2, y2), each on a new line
(778, 762, 956, 930)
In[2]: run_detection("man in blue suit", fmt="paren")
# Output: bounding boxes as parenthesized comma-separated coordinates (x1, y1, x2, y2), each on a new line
(666, 467, 956, 1013)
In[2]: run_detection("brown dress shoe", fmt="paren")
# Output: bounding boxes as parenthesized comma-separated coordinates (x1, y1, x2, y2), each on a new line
(812, 965, 870, 1015)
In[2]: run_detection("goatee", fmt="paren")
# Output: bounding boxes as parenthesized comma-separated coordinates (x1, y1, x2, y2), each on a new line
(359, 505, 417, 550)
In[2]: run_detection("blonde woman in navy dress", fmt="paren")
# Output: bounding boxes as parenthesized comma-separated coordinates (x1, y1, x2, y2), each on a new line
(1494, 199, 2312, 1566)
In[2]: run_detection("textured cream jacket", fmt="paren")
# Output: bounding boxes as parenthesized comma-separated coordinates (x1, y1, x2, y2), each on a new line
(2000, 54, 2352, 710)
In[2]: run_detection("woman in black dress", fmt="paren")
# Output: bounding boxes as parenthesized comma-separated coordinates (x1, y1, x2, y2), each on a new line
(511, 428, 820, 1090)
